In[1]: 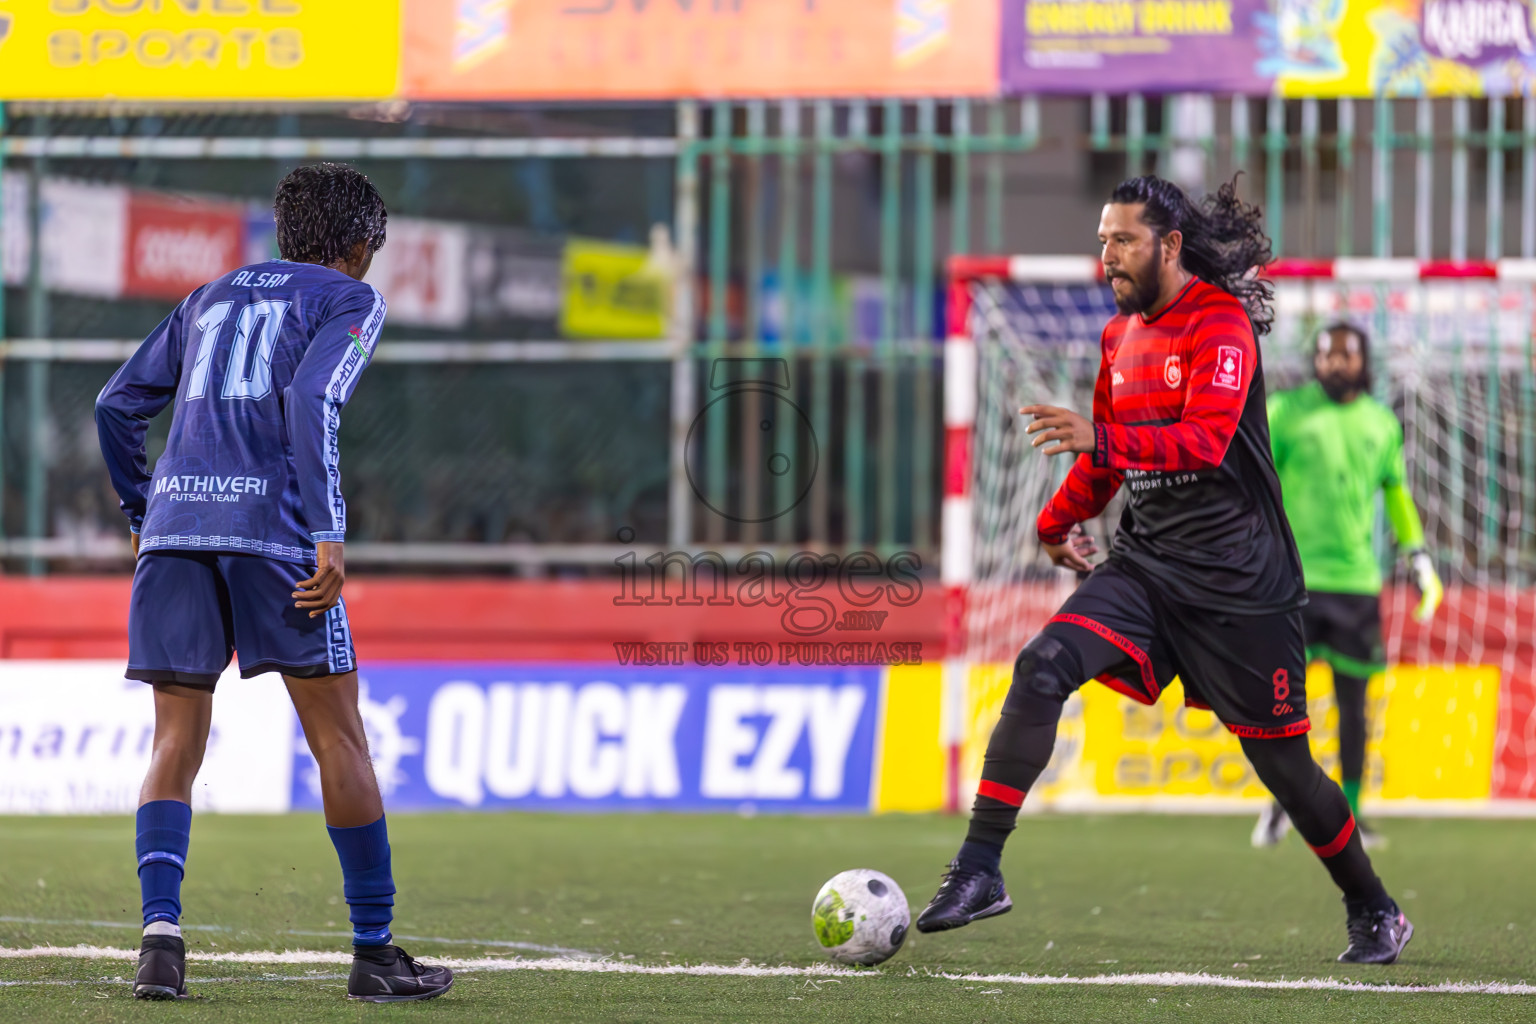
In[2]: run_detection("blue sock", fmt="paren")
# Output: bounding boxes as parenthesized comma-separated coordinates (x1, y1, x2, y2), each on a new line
(958, 838, 1003, 874)
(327, 816, 395, 947)
(136, 800, 192, 927)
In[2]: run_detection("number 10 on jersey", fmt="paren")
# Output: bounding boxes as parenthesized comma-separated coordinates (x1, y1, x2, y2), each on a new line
(186, 300, 293, 402)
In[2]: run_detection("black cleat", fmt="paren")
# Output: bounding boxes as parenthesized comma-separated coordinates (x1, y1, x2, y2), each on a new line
(347, 944, 454, 1002)
(915, 859, 1013, 933)
(1338, 903, 1414, 964)
(133, 934, 187, 1000)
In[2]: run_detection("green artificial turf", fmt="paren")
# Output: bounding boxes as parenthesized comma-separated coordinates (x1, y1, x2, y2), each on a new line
(1, 813, 1534, 1022)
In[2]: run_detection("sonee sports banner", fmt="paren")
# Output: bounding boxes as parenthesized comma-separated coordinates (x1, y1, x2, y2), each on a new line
(0, 0, 400, 101)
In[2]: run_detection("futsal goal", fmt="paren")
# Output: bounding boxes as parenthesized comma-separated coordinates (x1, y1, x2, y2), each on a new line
(941, 256, 1536, 813)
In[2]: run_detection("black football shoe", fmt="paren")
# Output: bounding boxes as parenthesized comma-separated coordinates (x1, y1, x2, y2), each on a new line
(1338, 902, 1414, 964)
(347, 944, 454, 1002)
(132, 934, 187, 1000)
(914, 859, 1013, 933)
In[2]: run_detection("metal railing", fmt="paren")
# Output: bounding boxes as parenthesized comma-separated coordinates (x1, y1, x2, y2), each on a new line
(3, 96, 1536, 572)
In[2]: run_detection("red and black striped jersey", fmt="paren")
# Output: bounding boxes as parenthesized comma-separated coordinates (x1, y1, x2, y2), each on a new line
(1037, 277, 1305, 612)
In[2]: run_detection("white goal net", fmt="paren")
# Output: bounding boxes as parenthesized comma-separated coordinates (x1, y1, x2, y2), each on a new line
(955, 260, 1536, 805)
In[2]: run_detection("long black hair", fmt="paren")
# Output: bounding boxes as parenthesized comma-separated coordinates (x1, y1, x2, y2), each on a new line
(274, 162, 388, 266)
(1109, 174, 1275, 336)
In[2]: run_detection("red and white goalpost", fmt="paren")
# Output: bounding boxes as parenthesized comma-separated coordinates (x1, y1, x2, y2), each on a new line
(941, 255, 1536, 813)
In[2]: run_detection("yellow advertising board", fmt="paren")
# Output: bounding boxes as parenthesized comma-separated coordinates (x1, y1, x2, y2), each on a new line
(1374, 664, 1500, 800)
(960, 661, 1500, 808)
(0, 0, 400, 101)
(560, 237, 671, 341)
(872, 663, 948, 814)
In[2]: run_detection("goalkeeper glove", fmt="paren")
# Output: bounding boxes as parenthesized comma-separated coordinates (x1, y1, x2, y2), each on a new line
(1407, 550, 1443, 623)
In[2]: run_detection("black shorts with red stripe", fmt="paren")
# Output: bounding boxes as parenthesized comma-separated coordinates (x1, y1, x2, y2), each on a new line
(1046, 560, 1309, 739)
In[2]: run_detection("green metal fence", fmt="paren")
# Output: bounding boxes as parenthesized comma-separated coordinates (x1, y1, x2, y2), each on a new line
(3, 97, 1536, 572)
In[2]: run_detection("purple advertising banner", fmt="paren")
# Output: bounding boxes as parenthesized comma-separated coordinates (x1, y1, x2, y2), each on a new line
(1001, 0, 1277, 94)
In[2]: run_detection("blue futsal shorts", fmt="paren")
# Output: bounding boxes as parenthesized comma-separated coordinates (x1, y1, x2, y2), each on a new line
(126, 550, 356, 688)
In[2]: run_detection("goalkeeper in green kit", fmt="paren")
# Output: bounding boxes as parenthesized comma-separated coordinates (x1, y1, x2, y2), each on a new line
(1252, 322, 1443, 850)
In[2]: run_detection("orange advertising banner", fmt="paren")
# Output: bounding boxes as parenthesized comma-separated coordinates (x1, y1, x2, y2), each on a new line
(402, 1, 1000, 100)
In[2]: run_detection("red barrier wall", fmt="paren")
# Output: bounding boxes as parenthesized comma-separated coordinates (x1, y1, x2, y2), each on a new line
(0, 576, 947, 663)
(6, 576, 1531, 797)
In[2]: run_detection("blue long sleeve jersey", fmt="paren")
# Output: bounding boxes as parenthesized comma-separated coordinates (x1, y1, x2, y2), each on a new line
(95, 260, 386, 563)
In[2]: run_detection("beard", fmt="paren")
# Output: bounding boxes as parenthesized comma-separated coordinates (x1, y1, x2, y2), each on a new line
(1110, 239, 1163, 316)
(1318, 372, 1362, 402)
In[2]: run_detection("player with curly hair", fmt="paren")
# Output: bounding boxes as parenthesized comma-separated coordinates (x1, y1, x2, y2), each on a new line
(97, 163, 452, 1003)
(915, 175, 1413, 965)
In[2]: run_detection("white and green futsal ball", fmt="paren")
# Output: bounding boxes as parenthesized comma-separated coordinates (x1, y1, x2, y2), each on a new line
(812, 869, 910, 965)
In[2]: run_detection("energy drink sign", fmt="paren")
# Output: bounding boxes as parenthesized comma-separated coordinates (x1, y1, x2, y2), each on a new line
(1002, 0, 1276, 93)
(1002, 0, 1536, 96)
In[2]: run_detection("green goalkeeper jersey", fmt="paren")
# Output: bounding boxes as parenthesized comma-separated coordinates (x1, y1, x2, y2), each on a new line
(1268, 381, 1423, 595)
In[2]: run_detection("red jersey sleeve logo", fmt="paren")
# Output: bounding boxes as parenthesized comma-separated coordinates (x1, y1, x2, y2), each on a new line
(1213, 345, 1243, 390)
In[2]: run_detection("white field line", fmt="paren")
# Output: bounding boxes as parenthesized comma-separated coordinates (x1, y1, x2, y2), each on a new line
(0, 917, 594, 958)
(0, 946, 863, 978)
(0, 915, 227, 932)
(1, 946, 1534, 995)
(0, 974, 346, 987)
(281, 928, 597, 957)
(939, 969, 1536, 996)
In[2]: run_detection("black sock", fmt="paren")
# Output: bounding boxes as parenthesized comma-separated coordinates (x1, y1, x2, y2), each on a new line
(957, 838, 1002, 873)
(965, 639, 1082, 849)
(1345, 890, 1398, 917)
(965, 718, 1057, 847)
(1310, 819, 1391, 911)
(354, 944, 398, 962)
(1243, 735, 1389, 907)
(965, 690, 1068, 847)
